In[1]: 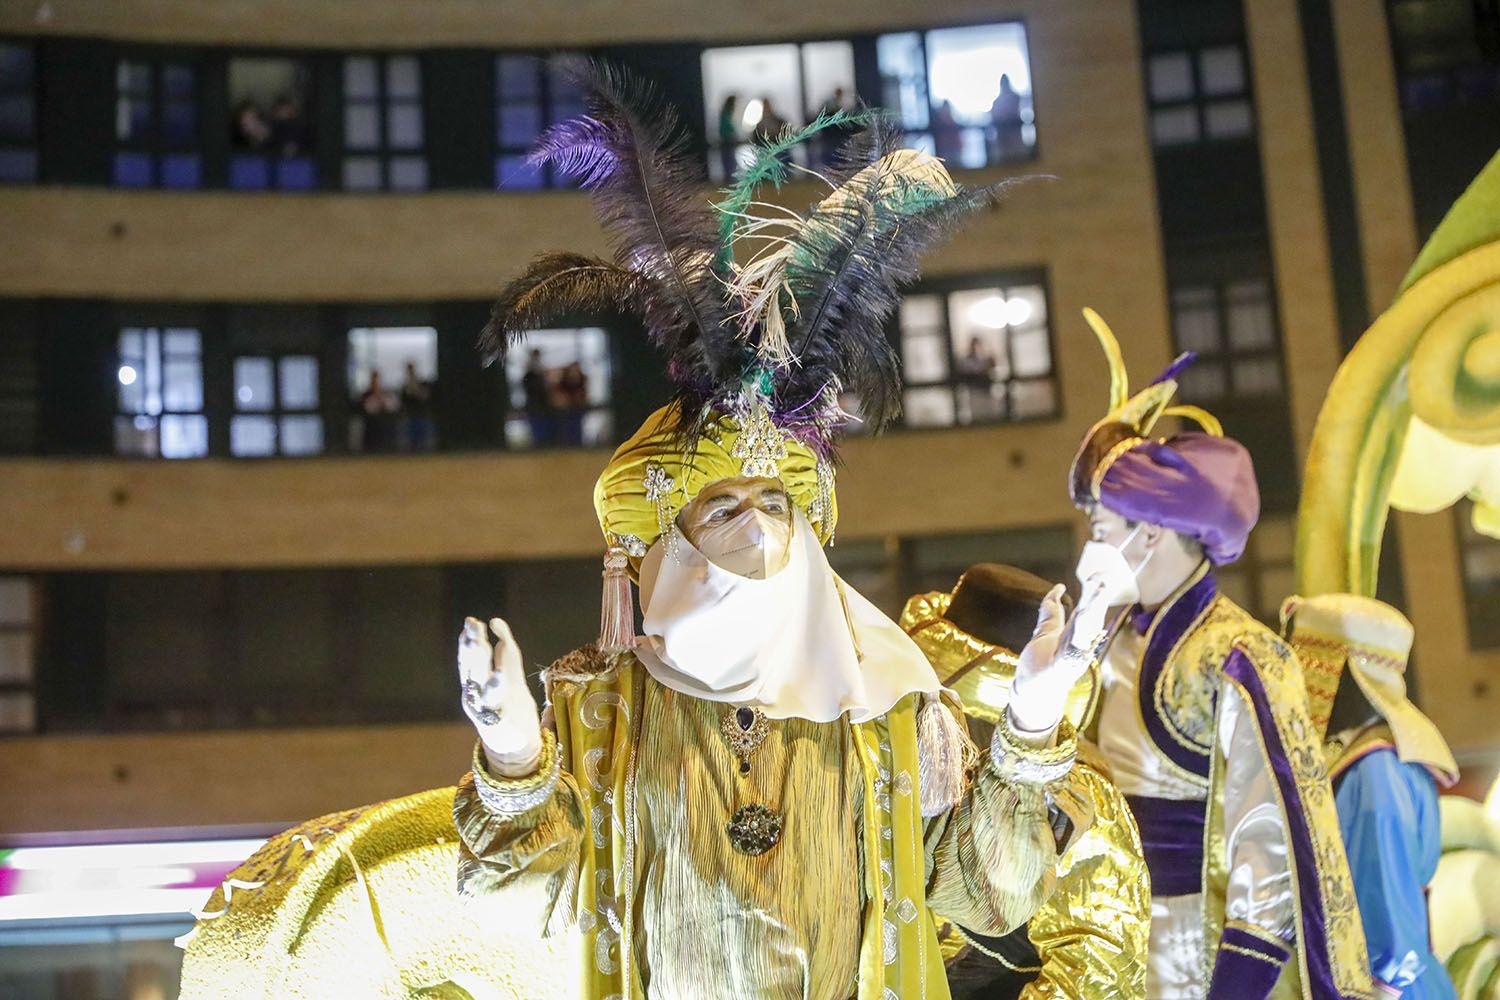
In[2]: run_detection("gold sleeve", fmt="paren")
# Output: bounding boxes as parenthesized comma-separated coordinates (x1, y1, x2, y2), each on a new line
(451, 728, 587, 932)
(923, 717, 1078, 936)
(1023, 760, 1150, 1000)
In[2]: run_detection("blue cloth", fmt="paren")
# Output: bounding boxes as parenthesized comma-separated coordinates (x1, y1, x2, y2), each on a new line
(1334, 747, 1457, 1000)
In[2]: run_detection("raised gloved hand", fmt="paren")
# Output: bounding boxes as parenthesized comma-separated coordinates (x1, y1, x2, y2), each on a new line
(1008, 584, 1092, 736)
(458, 616, 543, 777)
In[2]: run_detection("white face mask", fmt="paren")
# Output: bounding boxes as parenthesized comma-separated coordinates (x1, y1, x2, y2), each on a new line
(691, 507, 793, 580)
(1070, 525, 1154, 648)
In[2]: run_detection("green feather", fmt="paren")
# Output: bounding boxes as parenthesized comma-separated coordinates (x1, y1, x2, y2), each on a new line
(713, 108, 872, 266)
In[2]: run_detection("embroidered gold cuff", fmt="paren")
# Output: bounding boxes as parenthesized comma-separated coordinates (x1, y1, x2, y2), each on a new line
(989, 715, 1077, 785)
(470, 729, 561, 817)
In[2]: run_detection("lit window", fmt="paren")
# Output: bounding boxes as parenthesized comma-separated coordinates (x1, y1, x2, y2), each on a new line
(895, 278, 1057, 428)
(347, 327, 438, 452)
(1147, 43, 1255, 148)
(342, 55, 426, 191)
(494, 53, 588, 190)
(113, 58, 201, 188)
(0, 576, 35, 734)
(228, 57, 316, 191)
(115, 327, 207, 458)
(877, 22, 1037, 169)
(1168, 277, 1284, 403)
(701, 40, 857, 182)
(0, 42, 37, 183)
(503, 327, 613, 449)
(231, 355, 322, 457)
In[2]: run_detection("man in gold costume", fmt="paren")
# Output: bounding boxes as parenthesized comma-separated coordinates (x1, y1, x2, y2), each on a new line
(900, 563, 1150, 999)
(1064, 311, 1374, 1000)
(179, 66, 1098, 1000)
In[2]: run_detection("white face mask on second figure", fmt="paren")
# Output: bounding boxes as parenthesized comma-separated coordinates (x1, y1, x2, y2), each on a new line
(1075, 524, 1151, 609)
(692, 507, 793, 580)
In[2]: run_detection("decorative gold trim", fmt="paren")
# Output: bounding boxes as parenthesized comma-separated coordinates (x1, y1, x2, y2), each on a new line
(1090, 436, 1145, 501)
(1220, 941, 1286, 967)
(955, 925, 1044, 973)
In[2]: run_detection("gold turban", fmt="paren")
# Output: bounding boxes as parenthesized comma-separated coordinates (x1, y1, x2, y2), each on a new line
(593, 403, 838, 563)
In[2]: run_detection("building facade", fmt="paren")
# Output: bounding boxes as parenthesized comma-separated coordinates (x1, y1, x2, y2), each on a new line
(0, 0, 1497, 991)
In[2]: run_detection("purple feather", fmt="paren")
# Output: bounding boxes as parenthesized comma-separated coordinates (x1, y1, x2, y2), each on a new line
(1151, 351, 1197, 386)
(527, 116, 620, 188)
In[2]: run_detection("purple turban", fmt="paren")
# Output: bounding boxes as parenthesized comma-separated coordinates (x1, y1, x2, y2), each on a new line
(1095, 433, 1260, 565)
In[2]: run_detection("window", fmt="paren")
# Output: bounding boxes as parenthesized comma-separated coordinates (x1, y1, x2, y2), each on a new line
(115, 327, 207, 458)
(494, 53, 587, 189)
(231, 355, 322, 456)
(1457, 498, 1500, 649)
(228, 57, 316, 191)
(1390, 0, 1500, 110)
(114, 58, 201, 188)
(347, 326, 438, 452)
(701, 40, 857, 181)
(504, 327, 613, 448)
(895, 278, 1056, 428)
(877, 23, 1037, 169)
(342, 55, 426, 191)
(1213, 512, 1295, 626)
(1169, 277, 1283, 404)
(0, 42, 36, 182)
(0, 576, 36, 734)
(1146, 43, 1255, 147)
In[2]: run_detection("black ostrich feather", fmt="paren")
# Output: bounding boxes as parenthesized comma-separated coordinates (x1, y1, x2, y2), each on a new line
(527, 60, 743, 436)
(780, 175, 1019, 438)
(478, 252, 658, 366)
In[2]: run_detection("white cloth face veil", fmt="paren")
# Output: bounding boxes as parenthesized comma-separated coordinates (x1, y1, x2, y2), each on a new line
(634, 507, 941, 723)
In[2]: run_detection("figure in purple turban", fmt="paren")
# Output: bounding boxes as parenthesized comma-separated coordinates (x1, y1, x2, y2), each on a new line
(1060, 310, 1375, 1000)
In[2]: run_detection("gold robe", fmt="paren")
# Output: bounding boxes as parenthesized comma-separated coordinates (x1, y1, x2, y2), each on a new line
(900, 590, 1151, 1000)
(456, 645, 1071, 1000)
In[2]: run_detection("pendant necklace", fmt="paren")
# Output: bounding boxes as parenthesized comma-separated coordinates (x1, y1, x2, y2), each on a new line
(720, 705, 783, 855)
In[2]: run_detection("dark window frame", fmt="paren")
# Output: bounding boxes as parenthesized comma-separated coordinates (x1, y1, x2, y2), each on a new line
(339, 52, 428, 191)
(230, 351, 325, 457)
(224, 50, 321, 192)
(112, 49, 205, 189)
(492, 51, 587, 191)
(892, 268, 1062, 431)
(114, 323, 210, 459)
(1167, 274, 1287, 406)
(873, 18, 1042, 170)
(1143, 40, 1258, 149)
(1455, 498, 1500, 650)
(0, 575, 36, 734)
(0, 38, 38, 183)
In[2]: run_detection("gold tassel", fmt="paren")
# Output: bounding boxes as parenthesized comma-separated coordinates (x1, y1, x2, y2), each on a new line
(917, 692, 976, 817)
(597, 544, 635, 654)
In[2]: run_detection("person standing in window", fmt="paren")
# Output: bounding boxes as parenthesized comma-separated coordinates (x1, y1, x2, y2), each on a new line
(357, 370, 398, 453)
(717, 94, 739, 180)
(990, 75, 1025, 164)
(269, 94, 310, 159)
(400, 361, 434, 452)
(521, 348, 555, 447)
(932, 100, 964, 166)
(231, 100, 271, 151)
(556, 361, 588, 447)
(957, 336, 999, 423)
